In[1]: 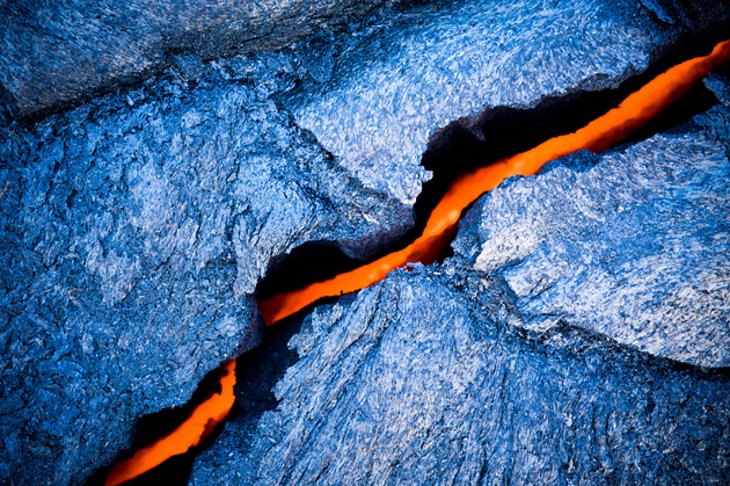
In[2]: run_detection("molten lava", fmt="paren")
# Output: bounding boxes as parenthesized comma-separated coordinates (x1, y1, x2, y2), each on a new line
(259, 39, 730, 325)
(105, 360, 236, 486)
(105, 39, 730, 485)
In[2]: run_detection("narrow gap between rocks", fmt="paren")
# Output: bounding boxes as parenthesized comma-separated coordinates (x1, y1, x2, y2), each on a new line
(91, 33, 728, 486)
(85, 365, 233, 486)
(255, 34, 723, 302)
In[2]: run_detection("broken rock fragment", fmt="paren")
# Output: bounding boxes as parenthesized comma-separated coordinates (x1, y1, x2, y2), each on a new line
(193, 268, 730, 483)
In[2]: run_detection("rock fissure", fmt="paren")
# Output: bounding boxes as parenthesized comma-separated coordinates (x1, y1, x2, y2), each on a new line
(96, 39, 729, 484)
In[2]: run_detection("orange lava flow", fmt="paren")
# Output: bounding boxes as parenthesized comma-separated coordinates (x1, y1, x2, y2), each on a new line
(105, 360, 236, 486)
(259, 39, 730, 326)
(102, 40, 730, 485)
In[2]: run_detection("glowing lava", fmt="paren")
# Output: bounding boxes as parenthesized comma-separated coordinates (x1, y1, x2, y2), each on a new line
(259, 39, 730, 325)
(105, 39, 730, 485)
(105, 360, 236, 486)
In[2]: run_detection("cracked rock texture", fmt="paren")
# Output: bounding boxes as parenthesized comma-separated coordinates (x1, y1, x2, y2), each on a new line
(289, 0, 729, 205)
(193, 61, 730, 486)
(453, 97, 730, 368)
(2, 0, 730, 484)
(0, 0, 404, 119)
(193, 268, 730, 483)
(0, 52, 410, 484)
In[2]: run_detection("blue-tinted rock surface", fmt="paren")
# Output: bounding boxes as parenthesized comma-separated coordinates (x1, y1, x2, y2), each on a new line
(191, 66, 730, 486)
(289, 0, 728, 205)
(2, 0, 730, 483)
(453, 102, 730, 368)
(0, 0, 405, 119)
(0, 54, 410, 484)
(192, 269, 729, 483)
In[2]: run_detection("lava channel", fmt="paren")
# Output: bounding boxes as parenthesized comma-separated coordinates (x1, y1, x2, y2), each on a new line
(259, 39, 730, 325)
(104, 39, 730, 484)
(104, 360, 236, 486)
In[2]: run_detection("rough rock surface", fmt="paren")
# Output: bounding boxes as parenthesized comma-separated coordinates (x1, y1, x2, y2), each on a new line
(192, 72, 730, 485)
(2, 0, 730, 484)
(193, 270, 730, 484)
(0, 54, 410, 484)
(0, 0, 404, 119)
(453, 102, 730, 368)
(289, 0, 729, 205)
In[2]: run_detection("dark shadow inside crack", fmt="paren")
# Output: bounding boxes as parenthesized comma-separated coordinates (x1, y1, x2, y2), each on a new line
(256, 33, 723, 302)
(255, 240, 359, 300)
(89, 30, 728, 486)
(230, 310, 305, 427)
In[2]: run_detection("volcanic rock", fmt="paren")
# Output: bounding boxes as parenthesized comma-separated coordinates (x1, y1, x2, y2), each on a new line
(192, 267, 730, 483)
(0, 0, 405, 119)
(452, 101, 730, 368)
(2, 0, 729, 483)
(288, 0, 730, 205)
(0, 55, 410, 484)
(192, 48, 730, 486)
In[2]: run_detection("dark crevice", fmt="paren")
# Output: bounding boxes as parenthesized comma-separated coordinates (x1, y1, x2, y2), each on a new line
(256, 240, 360, 299)
(85, 365, 233, 486)
(89, 31, 727, 485)
(229, 311, 306, 428)
(85, 309, 311, 486)
(256, 32, 723, 302)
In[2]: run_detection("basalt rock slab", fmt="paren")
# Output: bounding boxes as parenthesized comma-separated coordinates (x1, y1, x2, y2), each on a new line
(192, 268, 730, 483)
(452, 99, 730, 368)
(289, 0, 730, 205)
(0, 0, 405, 120)
(0, 56, 411, 484)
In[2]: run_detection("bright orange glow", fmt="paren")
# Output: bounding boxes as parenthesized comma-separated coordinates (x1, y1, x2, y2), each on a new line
(105, 360, 236, 486)
(103, 40, 730, 485)
(259, 39, 730, 325)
